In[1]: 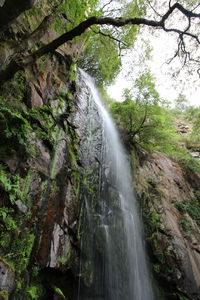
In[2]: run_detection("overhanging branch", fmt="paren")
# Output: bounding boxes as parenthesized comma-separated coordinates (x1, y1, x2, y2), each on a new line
(0, 2, 200, 85)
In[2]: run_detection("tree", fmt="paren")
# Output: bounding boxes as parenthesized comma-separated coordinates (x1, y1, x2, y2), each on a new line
(0, 1, 200, 86)
(174, 93, 189, 111)
(110, 71, 176, 152)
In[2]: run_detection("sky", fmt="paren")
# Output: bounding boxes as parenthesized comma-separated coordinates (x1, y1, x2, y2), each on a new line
(107, 6, 200, 107)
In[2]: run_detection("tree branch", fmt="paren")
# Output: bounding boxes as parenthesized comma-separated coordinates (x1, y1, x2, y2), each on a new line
(0, 2, 200, 85)
(131, 106, 148, 138)
(91, 29, 127, 47)
(101, 0, 113, 12)
(146, 0, 162, 18)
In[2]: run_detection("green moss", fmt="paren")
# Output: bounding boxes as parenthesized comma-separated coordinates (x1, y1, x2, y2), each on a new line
(130, 151, 136, 169)
(0, 290, 8, 300)
(50, 128, 62, 180)
(0, 106, 35, 158)
(0, 71, 28, 108)
(26, 284, 45, 300)
(175, 199, 200, 226)
(22, 170, 33, 206)
(0, 164, 33, 205)
(53, 286, 67, 299)
(68, 62, 77, 82)
(143, 208, 161, 246)
(59, 90, 74, 102)
(180, 217, 193, 233)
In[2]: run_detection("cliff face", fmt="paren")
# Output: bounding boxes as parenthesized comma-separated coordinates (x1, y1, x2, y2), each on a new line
(0, 50, 88, 299)
(134, 149, 200, 300)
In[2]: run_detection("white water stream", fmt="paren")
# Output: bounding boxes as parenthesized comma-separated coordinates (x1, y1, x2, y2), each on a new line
(79, 70, 155, 300)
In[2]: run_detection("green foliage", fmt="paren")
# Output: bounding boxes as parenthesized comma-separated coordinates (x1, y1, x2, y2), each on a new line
(175, 198, 200, 226)
(134, 71, 160, 104)
(78, 31, 121, 84)
(0, 71, 28, 108)
(26, 284, 45, 300)
(78, 0, 145, 84)
(143, 206, 161, 247)
(183, 106, 200, 150)
(0, 165, 25, 205)
(99, 86, 115, 107)
(180, 217, 193, 233)
(0, 207, 17, 230)
(174, 93, 188, 111)
(0, 105, 34, 158)
(109, 70, 200, 173)
(3, 231, 35, 269)
(26, 105, 57, 147)
(53, 286, 67, 299)
(111, 90, 176, 153)
(52, 0, 99, 35)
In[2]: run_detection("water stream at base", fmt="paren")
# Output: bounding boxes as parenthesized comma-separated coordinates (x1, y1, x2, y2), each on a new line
(78, 70, 155, 300)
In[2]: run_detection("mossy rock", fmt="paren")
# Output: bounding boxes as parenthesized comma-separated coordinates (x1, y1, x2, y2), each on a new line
(0, 290, 8, 300)
(0, 259, 15, 293)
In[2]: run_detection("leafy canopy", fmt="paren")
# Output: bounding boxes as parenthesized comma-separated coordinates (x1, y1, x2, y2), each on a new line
(110, 71, 177, 153)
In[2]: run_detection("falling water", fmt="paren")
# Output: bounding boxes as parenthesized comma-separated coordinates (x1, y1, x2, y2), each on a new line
(78, 70, 155, 300)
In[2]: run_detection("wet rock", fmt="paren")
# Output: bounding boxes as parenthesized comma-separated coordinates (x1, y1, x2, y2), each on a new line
(31, 139, 51, 176)
(15, 200, 28, 213)
(134, 150, 200, 299)
(0, 260, 15, 293)
(4, 154, 20, 172)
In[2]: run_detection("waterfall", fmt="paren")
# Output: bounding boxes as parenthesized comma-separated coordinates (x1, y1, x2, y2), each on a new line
(78, 70, 155, 300)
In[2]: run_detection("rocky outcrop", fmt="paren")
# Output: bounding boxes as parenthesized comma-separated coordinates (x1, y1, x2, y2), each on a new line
(0, 260, 15, 293)
(0, 48, 87, 298)
(134, 149, 200, 299)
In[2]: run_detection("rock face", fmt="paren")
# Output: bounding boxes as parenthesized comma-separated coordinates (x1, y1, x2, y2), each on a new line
(0, 48, 87, 298)
(0, 260, 15, 293)
(134, 150, 200, 299)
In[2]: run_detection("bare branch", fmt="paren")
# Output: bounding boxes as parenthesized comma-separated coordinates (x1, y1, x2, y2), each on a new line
(91, 28, 127, 47)
(146, 0, 162, 18)
(163, 27, 200, 44)
(192, 3, 200, 12)
(101, 0, 113, 12)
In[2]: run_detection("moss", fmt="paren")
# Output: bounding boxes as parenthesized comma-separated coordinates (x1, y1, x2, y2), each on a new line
(0, 106, 35, 158)
(0, 258, 15, 272)
(180, 217, 193, 233)
(175, 199, 200, 226)
(53, 286, 67, 299)
(49, 128, 62, 180)
(68, 61, 77, 82)
(22, 170, 33, 206)
(0, 163, 33, 205)
(0, 71, 28, 109)
(143, 207, 161, 247)
(0, 58, 80, 299)
(26, 284, 45, 300)
(130, 150, 136, 169)
(0, 290, 9, 300)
